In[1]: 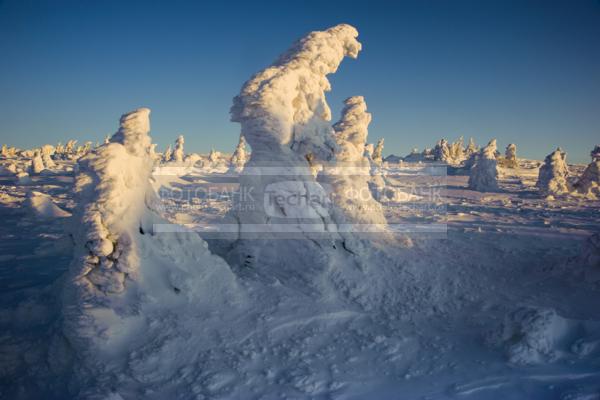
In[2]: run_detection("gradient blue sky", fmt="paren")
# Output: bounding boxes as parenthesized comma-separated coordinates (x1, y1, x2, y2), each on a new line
(0, 0, 598, 163)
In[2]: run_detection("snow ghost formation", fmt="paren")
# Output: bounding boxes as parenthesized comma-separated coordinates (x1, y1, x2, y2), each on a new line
(468, 139, 499, 192)
(536, 148, 570, 196)
(67, 108, 154, 298)
(230, 135, 247, 169)
(504, 143, 518, 168)
(31, 149, 45, 174)
(449, 136, 465, 163)
(62, 108, 240, 395)
(208, 148, 221, 164)
(573, 145, 600, 199)
(1, 144, 7, 157)
(326, 96, 387, 227)
(372, 138, 384, 165)
(433, 139, 451, 163)
(163, 144, 172, 162)
(230, 24, 362, 239)
(465, 137, 478, 157)
(41, 144, 56, 168)
(173, 135, 184, 162)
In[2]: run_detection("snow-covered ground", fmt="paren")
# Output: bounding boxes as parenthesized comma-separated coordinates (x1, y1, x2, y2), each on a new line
(1, 23, 599, 400)
(1, 155, 600, 399)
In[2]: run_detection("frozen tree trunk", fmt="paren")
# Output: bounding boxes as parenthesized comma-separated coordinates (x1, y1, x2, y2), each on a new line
(173, 135, 184, 162)
(573, 145, 600, 199)
(536, 148, 570, 196)
(468, 139, 499, 192)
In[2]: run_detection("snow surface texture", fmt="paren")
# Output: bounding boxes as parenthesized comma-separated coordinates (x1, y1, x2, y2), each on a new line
(468, 139, 499, 192)
(537, 148, 571, 196)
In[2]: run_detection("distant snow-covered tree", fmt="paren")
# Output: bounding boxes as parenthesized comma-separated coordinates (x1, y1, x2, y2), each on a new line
(230, 135, 247, 169)
(573, 145, 600, 199)
(536, 148, 570, 196)
(468, 139, 499, 192)
(504, 143, 518, 168)
(31, 149, 45, 174)
(41, 144, 56, 168)
(173, 135, 184, 162)
(163, 144, 172, 162)
(372, 138, 384, 165)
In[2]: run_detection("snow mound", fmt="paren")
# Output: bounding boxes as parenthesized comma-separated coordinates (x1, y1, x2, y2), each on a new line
(487, 307, 571, 365)
(26, 191, 71, 218)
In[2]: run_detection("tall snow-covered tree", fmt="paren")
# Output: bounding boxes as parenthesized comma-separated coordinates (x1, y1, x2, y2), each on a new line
(536, 148, 570, 196)
(372, 138, 384, 165)
(504, 143, 518, 168)
(230, 135, 247, 169)
(173, 135, 184, 162)
(468, 139, 499, 192)
(574, 145, 600, 199)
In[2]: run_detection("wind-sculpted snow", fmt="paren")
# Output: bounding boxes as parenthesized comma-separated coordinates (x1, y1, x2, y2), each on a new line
(468, 139, 499, 192)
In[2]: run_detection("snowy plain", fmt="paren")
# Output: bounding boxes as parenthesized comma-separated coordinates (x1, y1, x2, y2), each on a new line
(1, 23, 600, 400)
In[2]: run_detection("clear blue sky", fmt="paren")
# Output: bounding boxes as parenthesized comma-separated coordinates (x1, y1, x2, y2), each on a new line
(0, 0, 598, 163)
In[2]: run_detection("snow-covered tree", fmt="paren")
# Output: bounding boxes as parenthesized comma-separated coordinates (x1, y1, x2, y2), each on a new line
(208, 148, 221, 164)
(536, 148, 570, 196)
(468, 139, 499, 192)
(449, 136, 465, 162)
(325, 96, 388, 226)
(65, 140, 77, 154)
(1, 144, 7, 157)
(41, 144, 56, 168)
(163, 144, 172, 162)
(465, 137, 478, 157)
(173, 135, 184, 162)
(504, 143, 518, 168)
(372, 138, 384, 165)
(231, 23, 373, 251)
(30, 149, 45, 174)
(230, 135, 247, 169)
(104, 135, 110, 145)
(433, 139, 451, 163)
(573, 145, 600, 199)
(55, 142, 64, 155)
